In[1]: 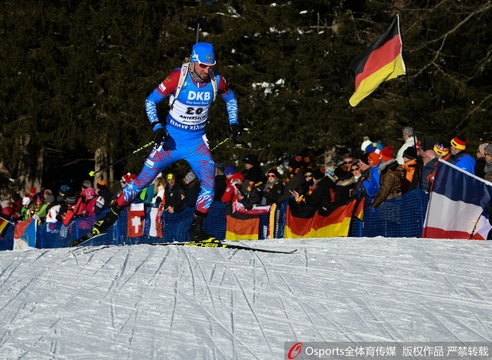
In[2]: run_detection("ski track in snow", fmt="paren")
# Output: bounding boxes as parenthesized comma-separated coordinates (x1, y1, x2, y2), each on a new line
(0, 237, 492, 359)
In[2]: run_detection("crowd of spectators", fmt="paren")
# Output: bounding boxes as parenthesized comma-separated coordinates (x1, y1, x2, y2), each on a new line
(2, 129, 491, 230)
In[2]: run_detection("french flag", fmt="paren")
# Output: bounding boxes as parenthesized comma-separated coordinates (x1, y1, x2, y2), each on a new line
(423, 160, 492, 239)
(13, 217, 37, 250)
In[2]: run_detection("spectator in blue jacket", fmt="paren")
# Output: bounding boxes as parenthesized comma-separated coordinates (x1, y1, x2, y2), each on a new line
(358, 152, 381, 203)
(450, 136, 476, 175)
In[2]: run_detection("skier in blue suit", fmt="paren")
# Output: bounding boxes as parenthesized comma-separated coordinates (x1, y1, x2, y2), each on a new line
(82, 42, 241, 244)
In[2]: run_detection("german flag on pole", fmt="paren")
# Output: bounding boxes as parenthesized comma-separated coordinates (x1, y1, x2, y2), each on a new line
(349, 15, 406, 107)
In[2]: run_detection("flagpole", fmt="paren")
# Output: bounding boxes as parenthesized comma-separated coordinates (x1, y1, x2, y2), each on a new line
(0, 216, 15, 225)
(400, 14, 422, 190)
(405, 70, 423, 190)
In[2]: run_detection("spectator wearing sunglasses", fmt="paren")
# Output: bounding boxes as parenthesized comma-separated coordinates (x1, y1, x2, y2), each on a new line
(260, 168, 285, 206)
(336, 154, 355, 178)
(290, 167, 334, 218)
(330, 162, 364, 207)
(332, 158, 351, 183)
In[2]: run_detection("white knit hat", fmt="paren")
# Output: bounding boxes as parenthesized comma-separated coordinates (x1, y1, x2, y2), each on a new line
(360, 136, 372, 152)
(185, 171, 197, 182)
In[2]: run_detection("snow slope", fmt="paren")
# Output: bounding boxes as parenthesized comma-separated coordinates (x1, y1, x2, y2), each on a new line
(1, 237, 492, 359)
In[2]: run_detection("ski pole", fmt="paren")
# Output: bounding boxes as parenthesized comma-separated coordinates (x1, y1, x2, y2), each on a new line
(89, 141, 154, 177)
(210, 137, 230, 152)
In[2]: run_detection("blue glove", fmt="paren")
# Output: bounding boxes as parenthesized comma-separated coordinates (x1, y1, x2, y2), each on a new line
(230, 124, 241, 142)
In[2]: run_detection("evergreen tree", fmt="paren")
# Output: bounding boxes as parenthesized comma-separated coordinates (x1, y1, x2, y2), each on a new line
(0, 0, 490, 192)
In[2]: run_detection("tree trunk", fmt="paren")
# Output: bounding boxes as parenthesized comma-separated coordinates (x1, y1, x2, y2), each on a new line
(17, 136, 44, 195)
(94, 147, 113, 187)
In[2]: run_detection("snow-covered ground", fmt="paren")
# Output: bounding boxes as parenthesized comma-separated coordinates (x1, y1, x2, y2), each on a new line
(1, 237, 492, 359)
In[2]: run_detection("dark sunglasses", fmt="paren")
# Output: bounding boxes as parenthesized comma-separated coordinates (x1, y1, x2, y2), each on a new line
(305, 174, 313, 178)
(351, 168, 360, 172)
(198, 63, 214, 69)
(267, 174, 276, 178)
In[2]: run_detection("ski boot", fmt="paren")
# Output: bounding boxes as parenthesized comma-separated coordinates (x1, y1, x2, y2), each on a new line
(186, 212, 221, 247)
(70, 204, 124, 247)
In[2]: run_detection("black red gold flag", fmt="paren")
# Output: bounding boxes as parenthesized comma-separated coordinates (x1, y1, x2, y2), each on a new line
(349, 15, 406, 107)
(284, 198, 361, 238)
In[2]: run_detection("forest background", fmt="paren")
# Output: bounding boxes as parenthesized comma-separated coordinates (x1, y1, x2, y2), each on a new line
(0, 0, 491, 194)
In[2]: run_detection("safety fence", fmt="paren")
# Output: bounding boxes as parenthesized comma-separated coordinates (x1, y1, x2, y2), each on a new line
(0, 189, 428, 250)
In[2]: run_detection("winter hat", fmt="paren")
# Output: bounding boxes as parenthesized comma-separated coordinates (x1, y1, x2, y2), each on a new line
(35, 196, 43, 205)
(266, 168, 280, 179)
(59, 185, 70, 195)
(360, 137, 372, 152)
(166, 173, 175, 180)
(224, 164, 236, 176)
(121, 172, 137, 183)
(83, 188, 96, 199)
(82, 180, 92, 189)
(368, 152, 381, 166)
(97, 180, 107, 189)
(478, 143, 489, 156)
(420, 138, 436, 152)
(288, 155, 303, 170)
(243, 154, 260, 166)
(359, 153, 370, 165)
(485, 144, 492, 157)
(22, 196, 31, 206)
(403, 147, 418, 160)
(334, 167, 348, 179)
(185, 171, 197, 182)
(245, 166, 263, 183)
(302, 156, 312, 169)
(230, 172, 245, 182)
(365, 142, 383, 154)
(450, 136, 466, 150)
(434, 142, 450, 157)
(65, 196, 77, 205)
(190, 42, 216, 65)
(313, 167, 326, 180)
(380, 146, 394, 162)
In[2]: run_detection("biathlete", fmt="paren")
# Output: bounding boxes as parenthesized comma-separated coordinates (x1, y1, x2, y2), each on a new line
(76, 42, 241, 245)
